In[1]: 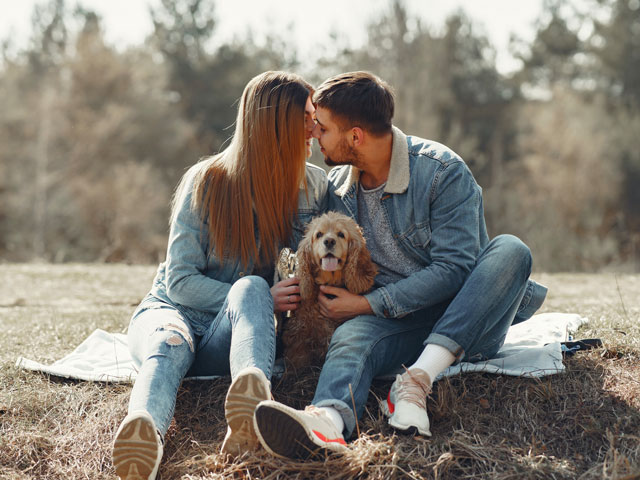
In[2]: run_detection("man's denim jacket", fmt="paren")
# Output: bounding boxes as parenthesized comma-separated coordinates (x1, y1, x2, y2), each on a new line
(328, 126, 547, 322)
(148, 160, 327, 331)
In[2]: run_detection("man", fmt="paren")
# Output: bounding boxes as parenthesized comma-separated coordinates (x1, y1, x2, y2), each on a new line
(253, 71, 547, 459)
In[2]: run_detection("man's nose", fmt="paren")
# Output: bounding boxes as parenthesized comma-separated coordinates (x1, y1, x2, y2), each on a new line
(324, 237, 335, 249)
(311, 123, 321, 139)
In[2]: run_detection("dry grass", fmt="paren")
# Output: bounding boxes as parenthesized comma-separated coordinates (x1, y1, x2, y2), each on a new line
(1, 265, 639, 479)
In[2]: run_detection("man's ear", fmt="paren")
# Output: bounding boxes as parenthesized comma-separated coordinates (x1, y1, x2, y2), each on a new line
(351, 127, 365, 147)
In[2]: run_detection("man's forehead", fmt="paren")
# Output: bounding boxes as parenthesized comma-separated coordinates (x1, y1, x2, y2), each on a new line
(314, 107, 334, 124)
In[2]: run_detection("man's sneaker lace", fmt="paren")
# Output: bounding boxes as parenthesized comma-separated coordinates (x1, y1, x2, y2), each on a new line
(381, 367, 433, 437)
(254, 401, 347, 459)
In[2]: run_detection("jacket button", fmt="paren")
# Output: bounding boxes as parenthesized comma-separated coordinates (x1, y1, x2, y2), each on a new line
(239, 272, 245, 277)
(383, 309, 390, 317)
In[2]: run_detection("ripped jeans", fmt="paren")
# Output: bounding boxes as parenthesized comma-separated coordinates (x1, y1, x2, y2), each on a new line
(126, 276, 276, 436)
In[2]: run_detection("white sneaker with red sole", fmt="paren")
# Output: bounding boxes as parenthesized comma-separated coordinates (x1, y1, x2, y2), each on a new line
(254, 401, 348, 459)
(380, 368, 433, 437)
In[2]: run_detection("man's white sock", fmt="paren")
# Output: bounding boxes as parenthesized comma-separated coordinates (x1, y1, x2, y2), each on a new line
(409, 343, 456, 384)
(317, 406, 345, 434)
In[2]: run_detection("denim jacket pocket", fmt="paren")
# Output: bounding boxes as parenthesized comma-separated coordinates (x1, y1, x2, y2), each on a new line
(404, 222, 432, 250)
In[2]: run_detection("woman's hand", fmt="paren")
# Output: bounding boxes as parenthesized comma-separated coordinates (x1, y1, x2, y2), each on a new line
(271, 277, 301, 313)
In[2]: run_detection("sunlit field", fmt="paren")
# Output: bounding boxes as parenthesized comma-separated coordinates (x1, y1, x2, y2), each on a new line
(1, 264, 638, 479)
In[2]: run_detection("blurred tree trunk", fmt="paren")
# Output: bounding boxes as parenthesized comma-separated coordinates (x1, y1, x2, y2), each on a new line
(33, 84, 54, 258)
(27, 0, 68, 261)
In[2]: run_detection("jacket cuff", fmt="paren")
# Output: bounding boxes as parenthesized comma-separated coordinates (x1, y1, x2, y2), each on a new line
(364, 287, 395, 318)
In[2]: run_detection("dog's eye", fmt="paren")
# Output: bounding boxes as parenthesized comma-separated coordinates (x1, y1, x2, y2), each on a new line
(315, 231, 323, 239)
(337, 231, 345, 238)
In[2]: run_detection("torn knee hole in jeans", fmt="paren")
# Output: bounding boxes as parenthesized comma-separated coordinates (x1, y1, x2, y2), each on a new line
(163, 323, 195, 352)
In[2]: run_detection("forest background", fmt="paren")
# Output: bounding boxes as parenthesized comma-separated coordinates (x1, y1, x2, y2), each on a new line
(1, 0, 639, 272)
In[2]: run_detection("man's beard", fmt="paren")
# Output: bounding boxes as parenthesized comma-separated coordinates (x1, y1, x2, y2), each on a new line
(323, 138, 361, 168)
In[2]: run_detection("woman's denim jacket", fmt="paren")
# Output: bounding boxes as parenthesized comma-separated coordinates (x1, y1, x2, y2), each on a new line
(328, 126, 547, 321)
(147, 160, 328, 331)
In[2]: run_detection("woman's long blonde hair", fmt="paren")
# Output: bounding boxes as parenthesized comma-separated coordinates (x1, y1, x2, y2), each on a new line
(184, 71, 312, 269)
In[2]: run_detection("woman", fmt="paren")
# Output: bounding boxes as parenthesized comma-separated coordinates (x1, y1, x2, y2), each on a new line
(112, 71, 326, 480)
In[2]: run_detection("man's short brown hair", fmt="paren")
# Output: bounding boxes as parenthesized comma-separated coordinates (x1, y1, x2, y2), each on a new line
(313, 71, 394, 136)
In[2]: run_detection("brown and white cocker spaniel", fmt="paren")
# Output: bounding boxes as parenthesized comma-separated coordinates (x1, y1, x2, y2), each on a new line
(279, 211, 377, 370)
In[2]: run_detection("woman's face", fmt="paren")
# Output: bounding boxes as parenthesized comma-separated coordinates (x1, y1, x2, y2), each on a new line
(304, 96, 316, 158)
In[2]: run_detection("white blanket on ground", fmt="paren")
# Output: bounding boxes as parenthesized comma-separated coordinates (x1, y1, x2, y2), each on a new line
(15, 312, 587, 383)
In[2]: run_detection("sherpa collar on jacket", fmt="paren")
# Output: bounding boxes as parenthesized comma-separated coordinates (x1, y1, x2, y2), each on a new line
(334, 125, 409, 197)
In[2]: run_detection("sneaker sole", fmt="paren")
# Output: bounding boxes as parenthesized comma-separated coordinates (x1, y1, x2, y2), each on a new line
(113, 414, 160, 480)
(380, 398, 432, 437)
(221, 369, 270, 454)
(388, 417, 432, 437)
(254, 404, 335, 460)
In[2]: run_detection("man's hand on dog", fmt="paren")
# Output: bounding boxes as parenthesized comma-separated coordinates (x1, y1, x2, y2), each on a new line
(271, 277, 301, 313)
(318, 285, 373, 322)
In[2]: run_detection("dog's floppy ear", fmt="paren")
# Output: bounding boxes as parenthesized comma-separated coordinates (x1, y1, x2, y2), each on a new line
(343, 222, 377, 294)
(297, 228, 318, 301)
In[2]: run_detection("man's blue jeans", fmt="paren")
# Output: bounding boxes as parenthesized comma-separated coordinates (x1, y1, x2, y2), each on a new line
(126, 276, 276, 436)
(312, 234, 534, 438)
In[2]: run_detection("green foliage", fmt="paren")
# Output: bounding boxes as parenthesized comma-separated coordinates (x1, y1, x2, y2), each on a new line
(590, 0, 640, 108)
(28, 0, 68, 73)
(329, 2, 516, 188)
(512, 0, 583, 89)
(0, 3, 199, 262)
(150, 0, 298, 152)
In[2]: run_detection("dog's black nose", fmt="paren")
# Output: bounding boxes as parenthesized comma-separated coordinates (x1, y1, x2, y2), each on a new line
(324, 238, 335, 249)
